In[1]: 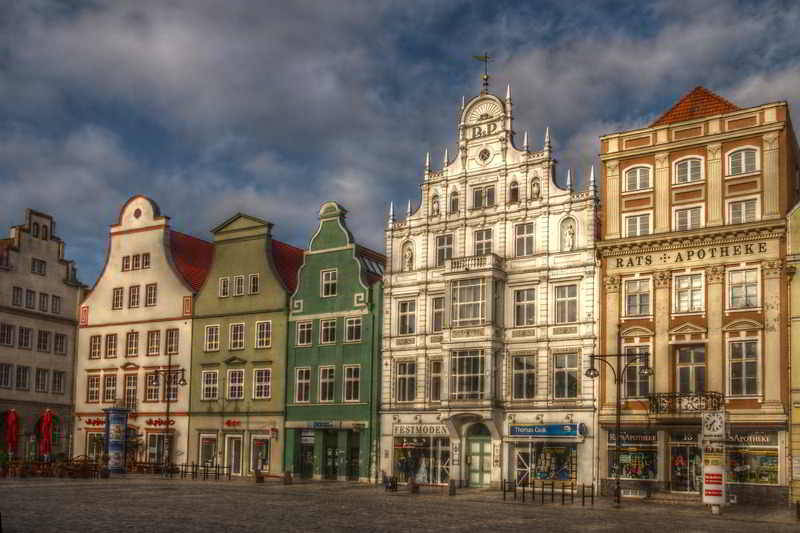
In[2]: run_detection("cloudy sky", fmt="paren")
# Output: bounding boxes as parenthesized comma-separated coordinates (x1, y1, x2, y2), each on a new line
(2, 0, 799, 284)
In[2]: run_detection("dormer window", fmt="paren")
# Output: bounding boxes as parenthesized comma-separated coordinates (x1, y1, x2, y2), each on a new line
(625, 167, 651, 191)
(509, 181, 519, 203)
(675, 158, 703, 184)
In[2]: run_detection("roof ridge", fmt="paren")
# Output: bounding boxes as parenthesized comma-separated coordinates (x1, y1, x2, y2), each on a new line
(170, 229, 211, 245)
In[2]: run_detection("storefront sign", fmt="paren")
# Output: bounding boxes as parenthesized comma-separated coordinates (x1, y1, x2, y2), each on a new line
(670, 432, 698, 443)
(607, 430, 657, 446)
(726, 431, 777, 446)
(613, 242, 768, 269)
(510, 424, 585, 437)
(702, 443, 725, 505)
(311, 421, 335, 429)
(393, 424, 448, 436)
(300, 430, 315, 445)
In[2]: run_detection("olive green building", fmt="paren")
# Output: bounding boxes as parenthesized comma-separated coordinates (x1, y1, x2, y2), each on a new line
(187, 214, 302, 476)
(284, 202, 384, 482)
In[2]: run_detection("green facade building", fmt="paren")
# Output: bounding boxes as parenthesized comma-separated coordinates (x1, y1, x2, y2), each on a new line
(187, 214, 302, 476)
(284, 202, 384, 482)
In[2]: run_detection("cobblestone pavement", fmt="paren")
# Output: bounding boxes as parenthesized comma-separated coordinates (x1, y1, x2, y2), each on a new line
(0, 477, 797, 533)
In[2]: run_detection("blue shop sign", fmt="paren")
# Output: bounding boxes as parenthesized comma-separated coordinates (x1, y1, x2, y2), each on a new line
(510, 423, 586, 437)
(312, 421, 335, 429)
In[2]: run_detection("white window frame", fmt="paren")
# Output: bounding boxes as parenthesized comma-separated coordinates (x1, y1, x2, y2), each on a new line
(450, 279, 485, 327)
(343, 365, 360, 402)
(205, 325, 220, 352)
(727, 267, 760, 310)
(345, 317, 362, 342)
(229, 323, 245, 350)
(511, 355, 536, 400)
(103, 374, 117, 403)
(295, 367, 311, 403)
(252, 368, 271, 400)
(398, 299, 417, 334)
(105, 334, 117, 358)
(726, 195, 760, 225)
(673, 272, 705, 313)
(623, 210, 652, 237)
(87, 375, 100, 402)
(89, 335, 102, 359)
(145, 373, 160, 402)
(146, 330, 159, 356)
(165, 328, 179, 355)
(125, 375, 137, 409)
(672, 203, 705, 231)
(435, 234, 453, 267)
(318, 366, 335, 403)
(249, 273, 260, 294)
(396, 361, 416, 402)
(673, 156, 704, 184)
(553, 352, 579, 399)
(35, 368, 49, 393)
(296, 321, 312, 347)
(623, 277, 651, 317)
(321, 269, 338, 297)
(450, 349, 485, 400)
(728, 337, 760, 397)
(474, 228, 492, 256)
(227, 369, 245, 400)
(622, 345, 651, 399)
(218, 277, 230, 298)
(126, 331, 139, 357)
(514, 288, 536, 326)
(623, 165, 653, 192)
(0, 363, 12, 389)
(201, 370, 219, 400)
(255, 321, 272, 349)
(145, 283, 158, 307)
(726, 146, 759, 177)
(429, 360, 443, 402)
(233, 275, 245, 296)
(554, 283, 578, 324)
(320, 319, 336, 344)
(514, 222, 534, 257)
(431, 296, 445, 333)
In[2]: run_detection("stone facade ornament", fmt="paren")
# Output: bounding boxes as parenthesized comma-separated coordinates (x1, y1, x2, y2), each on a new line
(530, 178, 541, 199)
(763, 132, 780, 151)
(402, 243, 414, 272)
(654, 270, 672, 289)
(705, 265, 725, 284)
(561, 219, 576, 251)
(763, 259, 784, 278)
(604, 275, 620, 292)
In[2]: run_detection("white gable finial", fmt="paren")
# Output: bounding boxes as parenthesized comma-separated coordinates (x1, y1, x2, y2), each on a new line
(566, 169, 572, 191)
(544, 127, 551, 149)
(506, 83, 511, 100)
(589, 165, 596, 191)
(523, 131, 529, 151)
(443, 147, 448, 167)
(407, 199, 412, 217)
(461, 96, 466, 110)
(425, 151, 430, 171)
(389, 201, 394, 222)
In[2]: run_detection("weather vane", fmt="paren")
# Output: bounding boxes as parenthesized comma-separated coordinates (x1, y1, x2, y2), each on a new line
(473, 52, 493, 94)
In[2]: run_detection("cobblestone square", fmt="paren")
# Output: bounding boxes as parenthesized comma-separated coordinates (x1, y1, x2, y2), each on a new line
(0, 477, 798, 532)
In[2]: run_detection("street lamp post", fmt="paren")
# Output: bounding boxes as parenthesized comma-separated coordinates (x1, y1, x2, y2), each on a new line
(584, 353, 652, 507)
(152, 360, 187, 476)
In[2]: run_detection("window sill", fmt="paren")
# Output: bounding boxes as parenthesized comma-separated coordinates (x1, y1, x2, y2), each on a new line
(671, 311, 704, 317)
(724, 170, 760, 180)
(621, 314, 653, 320)
(343, 340, 362, 344)
(672, 179, 705, 189)
(725, 307, 761, 313)
(621, 188, 654, 196)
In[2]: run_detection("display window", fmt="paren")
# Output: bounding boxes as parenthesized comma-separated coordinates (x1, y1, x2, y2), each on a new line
(251, 435, 270, 473)
(393, 437, 450, 484)
(199, 434, 217, 466)
(725, 431, 779, 485)
(609, 447, 657, 480)
(514, 442, 577, 483)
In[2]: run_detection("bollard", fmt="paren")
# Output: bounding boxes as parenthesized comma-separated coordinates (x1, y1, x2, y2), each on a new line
(591, 484, 595, 506)
(551, 481, 555, 503)
(448, 479, 456, 496)
(502, 479, 506, 501)
(541, 481, 545, 505)
(521, 482, 525, 503)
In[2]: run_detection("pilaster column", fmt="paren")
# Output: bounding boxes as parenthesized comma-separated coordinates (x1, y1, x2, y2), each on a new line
(706, 144, 723, 226)
(654, 152, 671, 233)
(706, 266, 725, 395)
(763, 259, 784, 406)
(654, 271, 672, 393)
(606, 162, 620, 238)
(604, 275, 620, 408)
(763, 132, 781, 219)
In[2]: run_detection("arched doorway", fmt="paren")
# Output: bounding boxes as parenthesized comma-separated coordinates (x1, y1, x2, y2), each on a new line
(466, 423, 491, 487)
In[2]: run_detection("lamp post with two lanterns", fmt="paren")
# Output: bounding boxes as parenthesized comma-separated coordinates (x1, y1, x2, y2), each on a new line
(584, 352, 653, 507)
(150, 365, 187, 475)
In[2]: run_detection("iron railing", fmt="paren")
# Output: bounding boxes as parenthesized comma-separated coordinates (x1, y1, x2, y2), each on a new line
(648, 391, 724, 414)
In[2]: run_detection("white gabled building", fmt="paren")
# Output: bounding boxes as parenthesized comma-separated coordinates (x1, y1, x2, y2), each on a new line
(73, 196, 212, 466)
(380, 83, 599, 489)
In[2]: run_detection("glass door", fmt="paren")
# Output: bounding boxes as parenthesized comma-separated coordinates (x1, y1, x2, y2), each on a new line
(225, 435, 243, 475)
(670, 445, 702, 492)
(468, 439, 491, 487)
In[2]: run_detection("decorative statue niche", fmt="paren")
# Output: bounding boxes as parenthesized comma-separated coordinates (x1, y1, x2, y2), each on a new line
(402, 242, 414, 272)
(431, 195, 440, 216)
(561, 218, 576, 251)
(530, 178, 541, 200)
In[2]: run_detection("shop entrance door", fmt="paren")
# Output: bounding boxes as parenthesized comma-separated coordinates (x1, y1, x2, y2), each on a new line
(466, 424, 491, 488)
(324, 446, 339, 479)
(299, 444, 314, 479)
(670, 446, 701, 492)
(225, 435, 243, 476)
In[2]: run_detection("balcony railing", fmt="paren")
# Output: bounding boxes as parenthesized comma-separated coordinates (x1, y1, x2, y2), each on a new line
(445, 254, 503, 274)
(648, 391, 724, 414)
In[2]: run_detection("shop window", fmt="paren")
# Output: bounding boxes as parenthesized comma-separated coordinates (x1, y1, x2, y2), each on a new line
(514, 442, 577, 484)
(435, 234, 453, 267)
(515, 222, 534, 257)
(512, 355, 536, 400)
(87, 433, 104, 461)
(199, 434, 218, 466)
(147, 434, 171, 464)
(451, 279, 485, 327)
(624, 279, 650, 316)
(450, 350, 484, 400)
(676, 346, 705, 393)
(608, 432, 658, 481)
(394, 436, 450, 484)
(725, 432, 778, 484)
(251, 436, 270, 473)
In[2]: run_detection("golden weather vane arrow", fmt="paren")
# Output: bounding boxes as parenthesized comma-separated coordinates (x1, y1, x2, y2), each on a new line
(473, 52, 493, 94)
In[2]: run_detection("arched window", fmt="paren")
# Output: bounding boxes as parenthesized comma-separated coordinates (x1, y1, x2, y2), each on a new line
(32, 222, 39, 238)
(431, 195, 440, 216)
(509, 181, 519, 203)
(449, 191, 459, 213)
(729, 148, 757, 176)
(41, 225, 48, 240)
(625, 166, 651, 191)
(675, 158, 703, 184)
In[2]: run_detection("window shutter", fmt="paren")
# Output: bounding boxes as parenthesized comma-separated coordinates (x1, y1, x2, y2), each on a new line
(744, 150, 756, 173)
(744, 199, 756, 222)
(690, 207, 701, 228)
(641, 168, 650, 189)
(690, 159, 701, 181)
(627, 216, 637, 236)
(626, 170, 637, 191)
(677, 162, 688, 182)
(731, 152, 742, 175)
(640, 215, 650, 235)
(731, 202, 743, 224)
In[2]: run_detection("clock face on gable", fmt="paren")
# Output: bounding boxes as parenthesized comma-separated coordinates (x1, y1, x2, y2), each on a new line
(702, 412, 724, 438)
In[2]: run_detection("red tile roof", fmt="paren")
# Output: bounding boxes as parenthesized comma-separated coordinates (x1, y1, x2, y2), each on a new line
(169, 230, 214, 292)
(272, 239, 304, 293)
(650, 86, 739, 127)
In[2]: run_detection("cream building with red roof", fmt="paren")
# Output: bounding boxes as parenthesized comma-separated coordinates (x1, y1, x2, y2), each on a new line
(73, 195, 213, 466)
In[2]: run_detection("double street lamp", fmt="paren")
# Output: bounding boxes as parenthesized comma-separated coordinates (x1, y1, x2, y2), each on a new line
(584, 353, 653, 507)
(151, 366, 187, 475)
